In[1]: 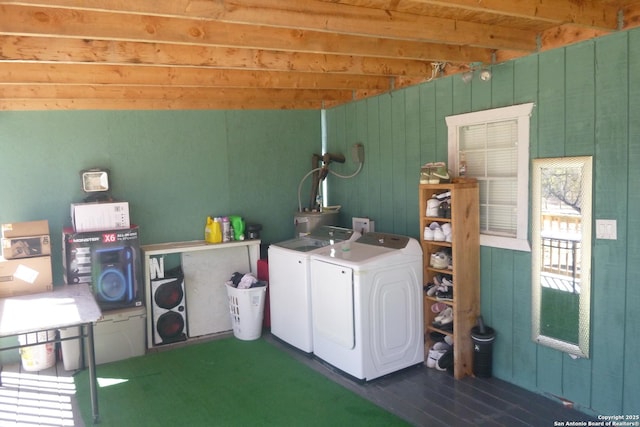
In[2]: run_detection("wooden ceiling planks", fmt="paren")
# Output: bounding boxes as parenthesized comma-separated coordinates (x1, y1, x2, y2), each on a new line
(1, 0, 639, 110)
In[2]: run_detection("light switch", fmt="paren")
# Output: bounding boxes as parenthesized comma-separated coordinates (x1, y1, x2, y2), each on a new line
(596, 219, 617, 240)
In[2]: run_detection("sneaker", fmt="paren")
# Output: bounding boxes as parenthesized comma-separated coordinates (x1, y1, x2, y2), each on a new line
(436, 286, 453, 301)
(426, 198, 440, 217)
(433, 228, 446, 241)
(441, 276, 454, 288)
(434, 307, 452, 324)
(436, 349, 454, 372)
(437, 202, 449, 218)
(423, 226, 434, 241)
(436, 191, 451, 201)
(430, 331, 447, 342)
(425, 283, 438, 297)
(429, 253, 438, 268)
(420, 162, 450, 184)
(431, 302, 448, 313)
(439, 321, 454, 332)
(432, 341, 451, 352)
(426, 347, 447, 368)
(441, 223, 452, 235)
(430, 251, 451, 269)
(433, 308, 454, 330)
(432, 164, 450, 181)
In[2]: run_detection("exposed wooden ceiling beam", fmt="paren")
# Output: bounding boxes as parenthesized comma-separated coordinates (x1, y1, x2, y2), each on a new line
(0, 97, 325, 110)
(0, 84, 353, 103)
(0, 3, 537, 52)
(322, 0, 622, 29)
(0, 35, 491, 72)
(0, 0, 637, 111)
(0, 63, 391, 90)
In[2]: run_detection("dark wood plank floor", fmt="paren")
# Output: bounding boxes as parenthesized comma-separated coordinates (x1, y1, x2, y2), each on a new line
(1, 332, 597, 426)
(264, 334, 597, 427)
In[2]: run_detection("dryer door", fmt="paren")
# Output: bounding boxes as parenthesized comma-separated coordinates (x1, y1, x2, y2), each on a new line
(311, 260, 354, 349)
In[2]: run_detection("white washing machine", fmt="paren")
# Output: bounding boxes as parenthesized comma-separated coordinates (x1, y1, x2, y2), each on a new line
(268, 226, 359, 353)
(309, 232, 424, 381)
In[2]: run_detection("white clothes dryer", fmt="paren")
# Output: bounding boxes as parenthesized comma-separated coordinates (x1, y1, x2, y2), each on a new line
(309, 232, 424, 381)
(268, 226, 359, 353)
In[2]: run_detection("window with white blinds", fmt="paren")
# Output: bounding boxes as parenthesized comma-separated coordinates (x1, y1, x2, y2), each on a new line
(446, 103, 534, 251)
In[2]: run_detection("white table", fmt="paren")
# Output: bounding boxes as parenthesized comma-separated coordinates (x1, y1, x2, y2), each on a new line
(0, 284, 102, 423)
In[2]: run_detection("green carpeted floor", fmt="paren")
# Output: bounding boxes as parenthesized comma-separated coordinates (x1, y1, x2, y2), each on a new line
(75, 337, 410, 426)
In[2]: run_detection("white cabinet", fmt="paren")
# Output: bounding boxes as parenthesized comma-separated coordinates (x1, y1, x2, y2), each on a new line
(141, 240, 260, 349)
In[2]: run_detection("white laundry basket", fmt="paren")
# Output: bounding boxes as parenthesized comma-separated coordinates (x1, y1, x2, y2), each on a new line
(225, 282, 267, 341)
(18, 330, 57, 372)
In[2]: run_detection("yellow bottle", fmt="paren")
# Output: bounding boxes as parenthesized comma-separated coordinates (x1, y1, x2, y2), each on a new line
(205, 216, 222, 243)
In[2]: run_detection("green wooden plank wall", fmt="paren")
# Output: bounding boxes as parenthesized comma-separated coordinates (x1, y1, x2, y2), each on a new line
(326, 27, 640, 417)
(0, 109, 320, 286)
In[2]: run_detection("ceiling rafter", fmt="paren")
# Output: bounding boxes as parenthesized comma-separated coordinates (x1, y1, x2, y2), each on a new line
(0, 0, 638, 110)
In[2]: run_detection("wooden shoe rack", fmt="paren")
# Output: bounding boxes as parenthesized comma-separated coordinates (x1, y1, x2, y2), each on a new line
(419, 181, 480, 379)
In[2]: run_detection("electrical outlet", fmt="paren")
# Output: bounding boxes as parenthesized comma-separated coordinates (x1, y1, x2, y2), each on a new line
(352, 217, 374, 234)
(595, 219, 617, 240)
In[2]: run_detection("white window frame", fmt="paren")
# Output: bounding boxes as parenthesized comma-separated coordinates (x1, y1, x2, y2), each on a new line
(446, 103, 535, 252)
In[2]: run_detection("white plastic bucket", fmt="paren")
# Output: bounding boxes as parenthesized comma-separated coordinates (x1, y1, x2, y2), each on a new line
(18, 330, 57, 371)
(225, 283, 267, 341)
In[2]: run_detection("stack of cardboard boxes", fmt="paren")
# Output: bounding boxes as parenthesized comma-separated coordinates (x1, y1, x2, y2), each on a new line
(0, 220, 53, 298)
(1, 220, 56, 371)
(60, 201, 146, 369)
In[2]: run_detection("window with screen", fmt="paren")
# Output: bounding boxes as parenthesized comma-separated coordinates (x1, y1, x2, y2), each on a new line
(446, 103, 534, 251)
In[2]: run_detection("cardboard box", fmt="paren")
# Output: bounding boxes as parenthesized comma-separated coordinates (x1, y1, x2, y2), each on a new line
(0, 256, 53, 298)
(71, 202, 130, 232)
(1, 235, 51, 259)
(1, 220, 49, 238)
(59, 305, 147, 369)
(62, 226, 142, 311)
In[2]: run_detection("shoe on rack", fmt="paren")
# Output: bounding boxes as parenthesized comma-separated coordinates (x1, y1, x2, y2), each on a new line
(437, 202, 449, 218)
(430, 331, 446, 342)
(423, 226, 434, 241)
(434, 307, 453, 324)
(432, 341, 451, 352)
(440, 223, 452, 242)
(433, 308, 453, 330)
(436, 286, 453, 301)
(436, 349, 454, 373)
(441, 276, 454, 288)
(436, 191, 451, 201)
(426, 198, 440, 217)
(424, 283, 438, 297)
(431, 302, 448, 313)
(440, 321, 454, 331)
(426, 347, 447, 368)
(441, 223, 452, 235)
(429, 253, 439, 268)
(438, 308, 453, 326)
(430, 251, 451, 269)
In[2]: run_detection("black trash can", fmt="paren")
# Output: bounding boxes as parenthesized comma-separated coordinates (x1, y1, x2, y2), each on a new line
(471, 320, 496, 378)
